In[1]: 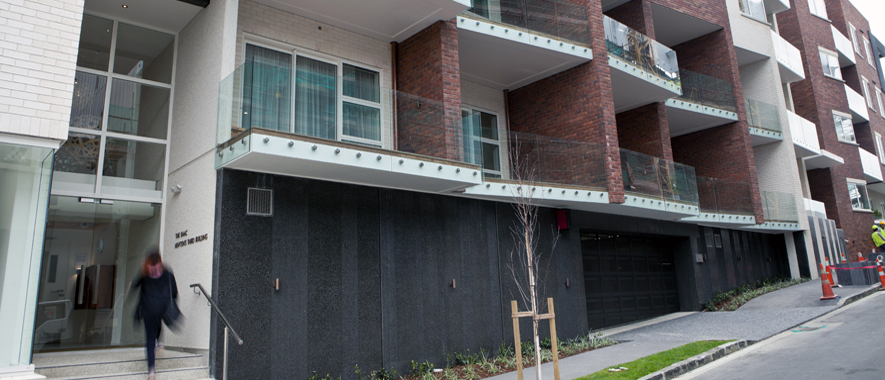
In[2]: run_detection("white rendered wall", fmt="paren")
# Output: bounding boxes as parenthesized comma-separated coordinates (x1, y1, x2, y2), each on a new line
(163, 0, 239, 352)
(0, 0, 83, 146)
(728, 0, 814, 278)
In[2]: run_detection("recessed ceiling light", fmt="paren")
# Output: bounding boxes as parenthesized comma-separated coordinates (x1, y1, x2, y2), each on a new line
(122, 4, 128, 8)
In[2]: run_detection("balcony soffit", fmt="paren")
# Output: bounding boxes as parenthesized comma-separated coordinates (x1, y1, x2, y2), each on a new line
(650, 3, 722, 48)
(85, 0, 203, 34)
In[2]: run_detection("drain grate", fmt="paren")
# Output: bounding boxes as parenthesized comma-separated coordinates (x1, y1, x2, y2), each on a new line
(247, 188, 273, 216)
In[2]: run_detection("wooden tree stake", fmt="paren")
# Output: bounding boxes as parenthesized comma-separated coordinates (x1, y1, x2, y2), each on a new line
(511, 300, 524, 380)
(548, 298, 560, 380)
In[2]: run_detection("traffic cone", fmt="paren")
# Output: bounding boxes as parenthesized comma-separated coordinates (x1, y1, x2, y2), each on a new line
(840, 251, 847, 263)
(878, 265, 885, 291)
(820, 268, 839, 300)
(858, 252, 864, 262)
(825, 257, 835, 286)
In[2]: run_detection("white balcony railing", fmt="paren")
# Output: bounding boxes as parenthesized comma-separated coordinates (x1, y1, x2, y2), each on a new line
(771, 30, 805, 83)
(804, 198, 827, 218)
(787, 110, 820, 157)
(832, 25, 856, 66)
(860, 147, 883, 182)
(846, 84, 870, 122)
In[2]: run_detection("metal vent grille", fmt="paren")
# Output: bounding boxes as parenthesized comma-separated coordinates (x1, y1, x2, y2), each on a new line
(247, 188, 273, 216)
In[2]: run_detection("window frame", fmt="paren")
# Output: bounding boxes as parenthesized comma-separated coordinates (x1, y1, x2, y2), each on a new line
(739, 0, 766, 23)
(819, 48, 842, 80)
(241, 37, 386, 148)
(847, 178, 872, 212)
(876, 87, 885, 116)
(461, 106, 505, 178)
(65, 15, 176, 204)
(850, 23, 861, 55)
(833, 110, 856, 143)
(807, 0, 828, 20)
(863, 76, 874, 109)
(864, 36, 874, 66)
(876, 132, 885, 165)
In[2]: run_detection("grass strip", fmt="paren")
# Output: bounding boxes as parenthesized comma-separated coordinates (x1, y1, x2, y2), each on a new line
(576, 340, 732, 380)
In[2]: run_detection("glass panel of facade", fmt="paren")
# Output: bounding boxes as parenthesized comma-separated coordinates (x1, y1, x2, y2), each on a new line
(848, 182, 871, 210)
(34, 196, 161, 353)
(101, 138, 166, 199)
(342, 102, 381, 141)
(0, 142, 54, 369)
(108, 79, 171, 140)
(834, 113, 856, 143)
(113, 23, 175, 84)
(53, 133, 101, 194)
(70, 72, 108, 131)
(76, 15, 113, 72)
(342, 64, 380, 103)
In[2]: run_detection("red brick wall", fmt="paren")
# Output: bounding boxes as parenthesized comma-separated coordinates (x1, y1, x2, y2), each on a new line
(779, 0, 877, 259)
(395, 20, 463, 161)
(507, 0, 625, 202)
(616, 102, 673, 161)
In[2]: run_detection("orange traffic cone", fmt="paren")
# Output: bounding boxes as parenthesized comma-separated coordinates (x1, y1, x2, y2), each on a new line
(858, 252, 864, 262)
(878, 265, 885, 291)
(840, 251, 847, 263)
(825, 257, 835, 286)
(820, 268, 839, 300)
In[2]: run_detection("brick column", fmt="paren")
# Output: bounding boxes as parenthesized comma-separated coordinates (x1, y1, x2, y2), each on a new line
(616, 103, 673, 161)
(395, 20, 463, 162)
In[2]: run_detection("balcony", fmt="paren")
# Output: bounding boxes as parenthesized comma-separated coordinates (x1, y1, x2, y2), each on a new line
(457, 0, 593, 90)
(771, 30, 805, 83)
(618, 149, 700, 219)
(846, 84, 870, 123)
(746, 99, 783, 146)
(859, 147, 883, 183)
(762, 0, 790, 14)
(604, 15, 682, 112)
(215, 60, 482, 193)
(249, 0, 470, 41)
(665, 70, 739, 137)
(786, 110, 820, 157)
(831, 25, 856, 67)
(682, 176, 757, 226)
(460, 131, 702, 220)
(745, 191, 801, 232)
(804, 198, 827, 218)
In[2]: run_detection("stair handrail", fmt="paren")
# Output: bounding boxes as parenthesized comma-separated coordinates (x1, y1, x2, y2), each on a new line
(191, 283, 242, 380)
(190, 283, 243, 344)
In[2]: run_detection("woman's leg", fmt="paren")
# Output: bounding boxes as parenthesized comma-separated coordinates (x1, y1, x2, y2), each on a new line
(144, 316, 160, 374)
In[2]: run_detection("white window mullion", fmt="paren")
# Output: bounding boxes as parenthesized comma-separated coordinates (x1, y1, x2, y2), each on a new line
(876, 132, 885, 164)
(864, 37, 874, 66)
(863, 77, 874, 109)
(850, 23, 860, 54)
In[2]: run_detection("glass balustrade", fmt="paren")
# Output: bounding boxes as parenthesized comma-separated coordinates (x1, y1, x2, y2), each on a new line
(745, 98, 782, 133)
(604, 16, 680, 89)
(463, 0, 592, 47)
(677, 70, 737, 112)
(620, 149, 699, 207)
(696, 176, 755, 216)
(761, 191, 799, 223)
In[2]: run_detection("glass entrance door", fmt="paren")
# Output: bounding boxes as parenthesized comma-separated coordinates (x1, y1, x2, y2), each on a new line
(33, 196, 160, 353)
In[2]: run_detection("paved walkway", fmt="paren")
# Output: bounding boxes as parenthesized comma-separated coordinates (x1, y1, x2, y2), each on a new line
(484, 281, 879, 380)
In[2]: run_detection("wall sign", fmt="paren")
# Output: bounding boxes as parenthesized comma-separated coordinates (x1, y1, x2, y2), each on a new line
(174, 230, 209, 249)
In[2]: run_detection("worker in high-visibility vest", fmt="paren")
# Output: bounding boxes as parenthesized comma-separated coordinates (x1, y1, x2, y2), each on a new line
(873, 224, 885, 252)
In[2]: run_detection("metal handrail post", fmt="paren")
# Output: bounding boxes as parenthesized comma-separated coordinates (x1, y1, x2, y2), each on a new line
(224, 327, 229, 380)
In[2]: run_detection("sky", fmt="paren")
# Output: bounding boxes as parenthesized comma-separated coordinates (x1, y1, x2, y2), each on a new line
(849, 0, 884, 39)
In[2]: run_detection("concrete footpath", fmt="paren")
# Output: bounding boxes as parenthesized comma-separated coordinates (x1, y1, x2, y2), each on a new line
(484, 281, 879, 380)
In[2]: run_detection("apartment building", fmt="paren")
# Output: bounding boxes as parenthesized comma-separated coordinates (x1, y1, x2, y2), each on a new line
(0, 0, 875, 379)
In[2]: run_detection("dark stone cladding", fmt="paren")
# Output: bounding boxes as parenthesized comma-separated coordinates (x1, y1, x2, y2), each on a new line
(211, 170, 790, 379)
(779, 0, 882, 258)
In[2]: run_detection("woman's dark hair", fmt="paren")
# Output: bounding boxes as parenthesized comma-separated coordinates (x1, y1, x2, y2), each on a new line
(141, 250, 163, 277)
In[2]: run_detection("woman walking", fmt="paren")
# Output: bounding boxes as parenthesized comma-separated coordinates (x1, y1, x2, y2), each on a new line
(133, 251, 180, 380)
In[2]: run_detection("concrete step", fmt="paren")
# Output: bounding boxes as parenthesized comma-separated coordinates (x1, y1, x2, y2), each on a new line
(34, 348, 209, 380)
(51, 366, 209, 380)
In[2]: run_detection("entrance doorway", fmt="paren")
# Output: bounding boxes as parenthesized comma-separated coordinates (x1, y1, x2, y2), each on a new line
(33, 196, 160, 353)
(582, 232, 680, 329)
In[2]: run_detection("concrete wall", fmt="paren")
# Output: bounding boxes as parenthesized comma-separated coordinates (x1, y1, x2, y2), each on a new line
(162, 0, 239, 353)
(0, 0, 83, 145)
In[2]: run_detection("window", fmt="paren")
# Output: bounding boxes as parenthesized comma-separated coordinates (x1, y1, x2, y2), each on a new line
(863, 76, 874, 109)
(820, 49, 842, 80)
(739, 0, 766, 23)
(807, 0, 827, 19)
(833, 111, 855, 143)
(848, 180, 871, 211)
(462, 108, 502, 177)
(864, 37, 874, 66)
(876, 132, 885, 164)
(877, 88, 885, 116)
(850, 23, 861, 54)
(241, 43, 383, 146)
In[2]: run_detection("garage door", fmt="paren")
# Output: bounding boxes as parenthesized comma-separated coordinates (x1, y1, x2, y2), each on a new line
(582, 232, 679, 329)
